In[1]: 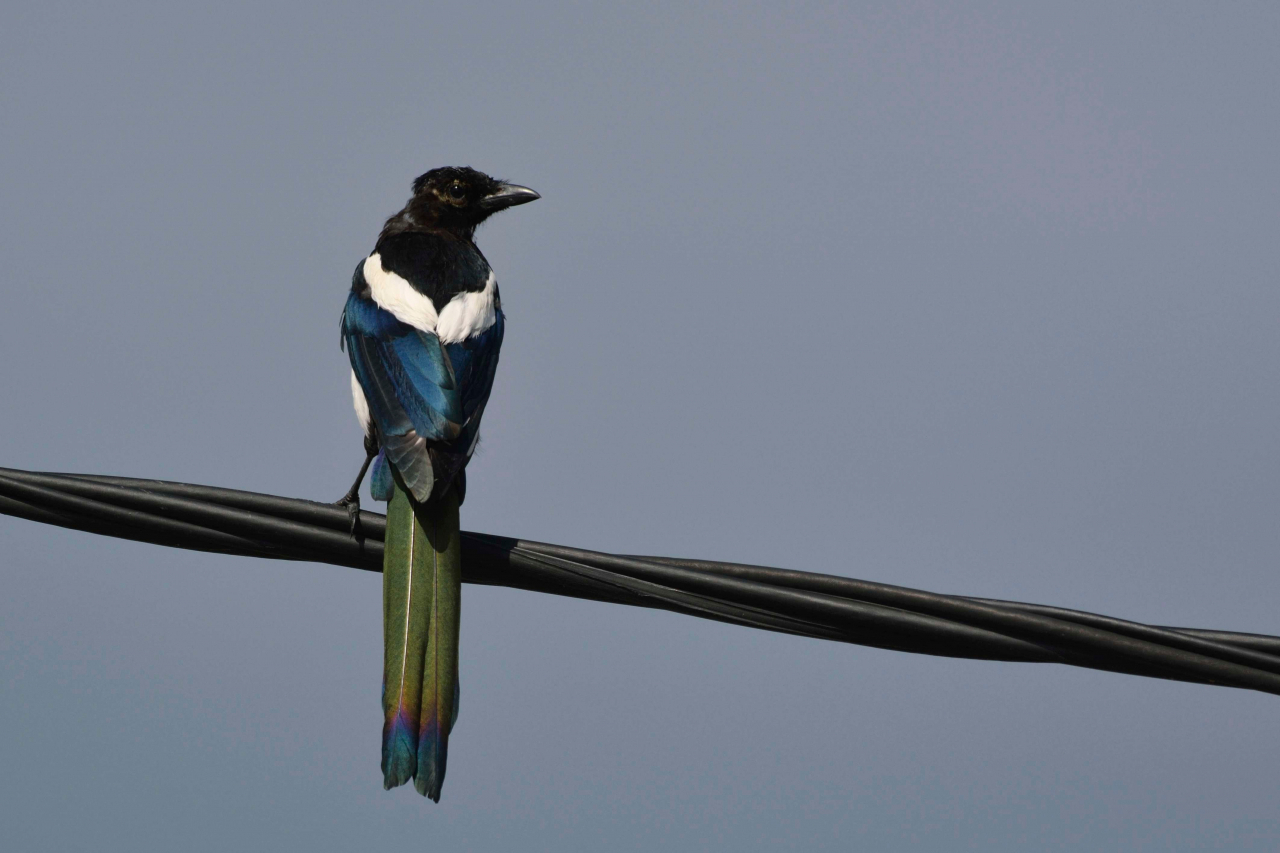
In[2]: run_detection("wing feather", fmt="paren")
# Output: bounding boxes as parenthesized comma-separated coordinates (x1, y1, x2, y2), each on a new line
(343, 289, 499, 503)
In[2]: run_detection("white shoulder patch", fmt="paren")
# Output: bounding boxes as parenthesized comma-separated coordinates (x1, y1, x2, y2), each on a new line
(436, 270, 498, 344)
(350, 369, 372, 435)
(363, 253, 438, 333)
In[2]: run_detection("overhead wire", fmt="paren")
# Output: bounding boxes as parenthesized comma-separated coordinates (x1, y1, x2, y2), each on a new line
(2, 465, 1279, 695)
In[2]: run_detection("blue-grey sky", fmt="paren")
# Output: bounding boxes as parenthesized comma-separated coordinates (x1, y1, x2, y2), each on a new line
(3, 2, 1279, 850)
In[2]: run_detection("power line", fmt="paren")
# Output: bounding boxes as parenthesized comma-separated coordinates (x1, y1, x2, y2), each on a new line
(3, 465, 1279, 694)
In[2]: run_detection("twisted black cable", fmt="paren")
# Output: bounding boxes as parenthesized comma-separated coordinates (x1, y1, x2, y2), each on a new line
(2, 466, 1278, 696)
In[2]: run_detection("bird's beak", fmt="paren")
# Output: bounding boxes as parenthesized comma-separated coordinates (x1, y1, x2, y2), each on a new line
(480, 183, 541, 212)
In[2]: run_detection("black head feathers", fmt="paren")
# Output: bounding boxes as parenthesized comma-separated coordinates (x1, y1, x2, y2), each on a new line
(386, 167, 538, 239)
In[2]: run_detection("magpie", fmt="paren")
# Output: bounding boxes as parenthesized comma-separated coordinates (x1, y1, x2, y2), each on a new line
(339, 166, 538, 800)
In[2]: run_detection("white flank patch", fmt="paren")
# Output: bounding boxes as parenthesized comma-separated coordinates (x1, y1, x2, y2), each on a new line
(436, 270, 498, 344)
(363, 253, 438, 333)
(350, 370, 372, 435)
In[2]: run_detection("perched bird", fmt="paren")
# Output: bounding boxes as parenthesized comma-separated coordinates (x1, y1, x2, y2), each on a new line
(338, 167, 539, 800)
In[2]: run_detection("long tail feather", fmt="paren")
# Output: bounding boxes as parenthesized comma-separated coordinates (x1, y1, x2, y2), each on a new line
(381, 484, 431, 789)
(414, 489, 461, 801)
(380, 481, 461, 800)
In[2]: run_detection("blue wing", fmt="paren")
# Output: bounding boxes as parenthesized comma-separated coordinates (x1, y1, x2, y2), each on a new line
(444, 318, 505, 452)
(342, 290, 503, 504)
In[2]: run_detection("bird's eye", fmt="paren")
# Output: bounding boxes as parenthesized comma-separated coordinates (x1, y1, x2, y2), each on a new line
(448, 182, 466, 200)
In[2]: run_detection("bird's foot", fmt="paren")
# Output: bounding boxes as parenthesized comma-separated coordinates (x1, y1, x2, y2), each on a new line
(335, 491, 363, 539)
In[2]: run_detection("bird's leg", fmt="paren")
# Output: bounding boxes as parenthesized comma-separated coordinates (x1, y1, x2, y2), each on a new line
(336, 434, 378, 537)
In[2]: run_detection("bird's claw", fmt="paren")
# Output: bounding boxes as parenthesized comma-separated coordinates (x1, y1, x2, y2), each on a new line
(336, 493, 363, 539)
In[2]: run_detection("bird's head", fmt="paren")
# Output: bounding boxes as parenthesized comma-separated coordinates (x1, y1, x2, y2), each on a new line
(403, 166, 539, 236)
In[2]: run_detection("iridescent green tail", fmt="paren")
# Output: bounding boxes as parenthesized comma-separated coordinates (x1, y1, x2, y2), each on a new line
(381, 483, 461, 802)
